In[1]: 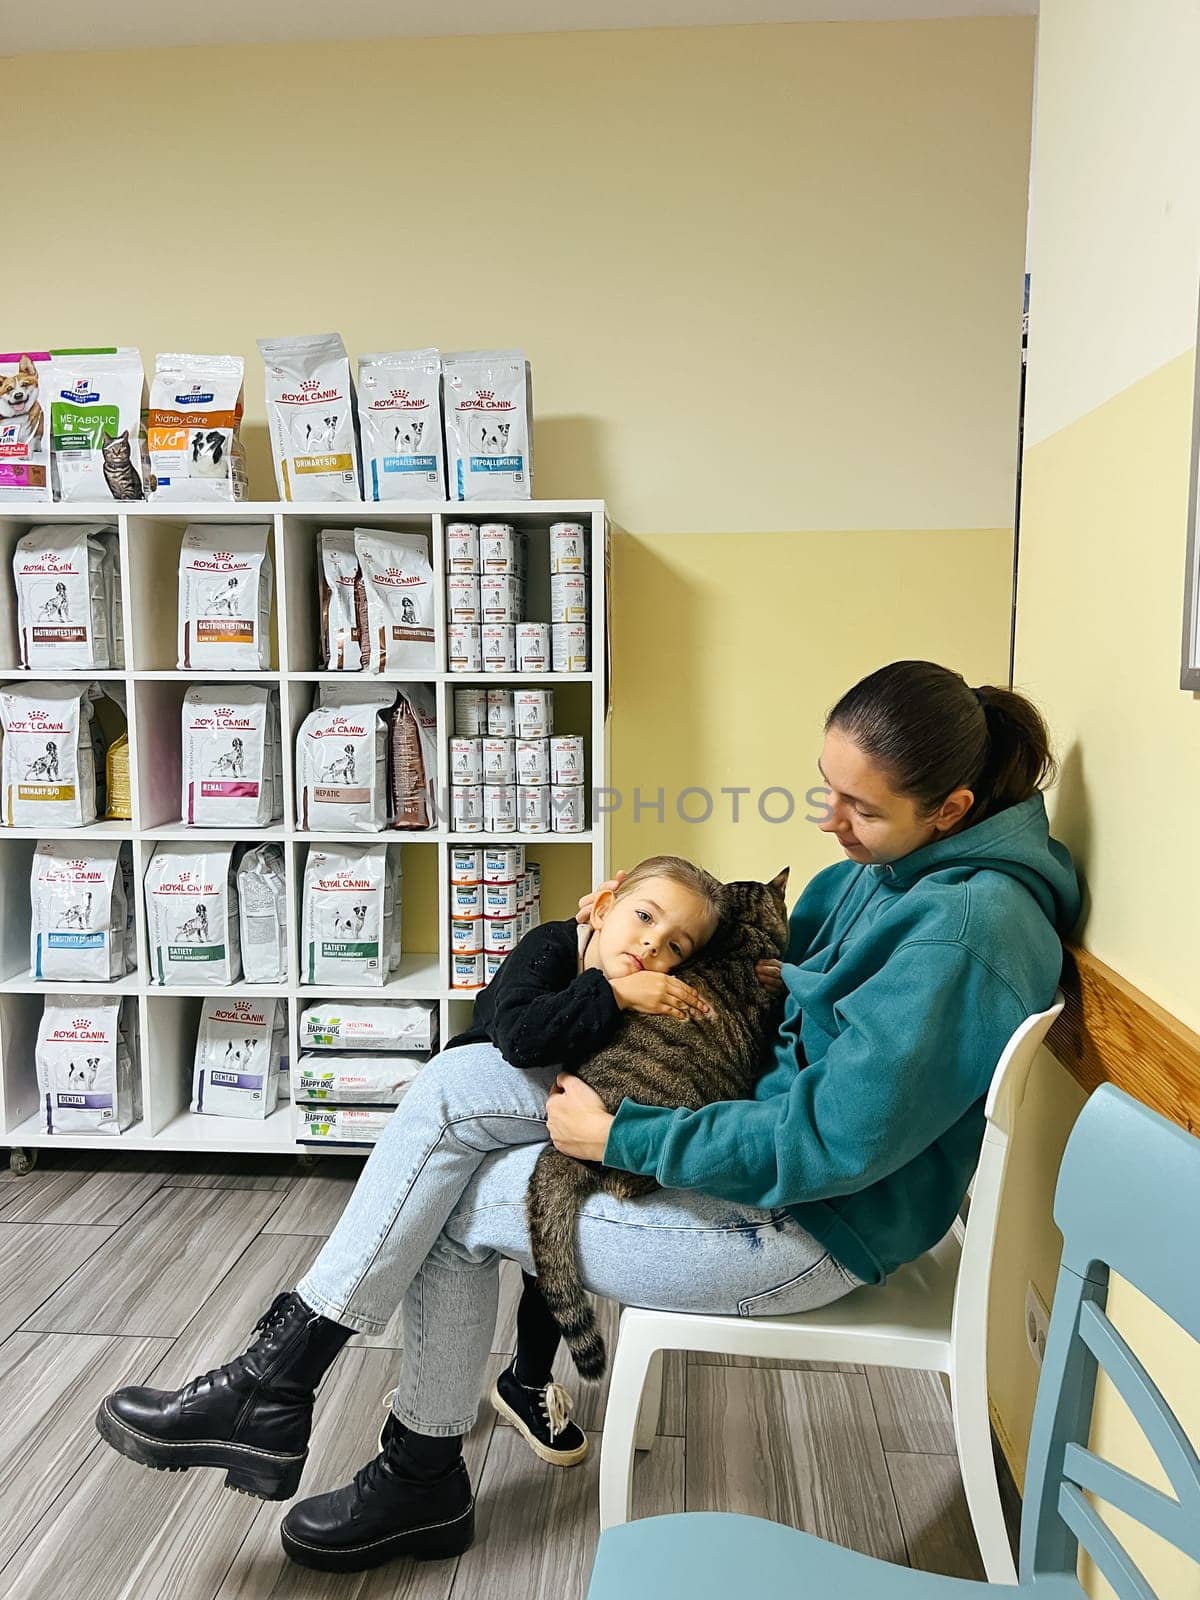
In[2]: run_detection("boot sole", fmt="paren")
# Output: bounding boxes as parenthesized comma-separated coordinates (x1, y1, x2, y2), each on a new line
(94, 1399, 306, 1501)
(488, 1382, 590, 1467)
(280, 1501, 474, 1571)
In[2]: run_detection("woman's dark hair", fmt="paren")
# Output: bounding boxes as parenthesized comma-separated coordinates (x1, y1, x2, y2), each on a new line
(826, 660, 1057, 824)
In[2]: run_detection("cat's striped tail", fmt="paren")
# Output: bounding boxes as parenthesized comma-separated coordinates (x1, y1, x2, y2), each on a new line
(526, 1146, 607, 1380)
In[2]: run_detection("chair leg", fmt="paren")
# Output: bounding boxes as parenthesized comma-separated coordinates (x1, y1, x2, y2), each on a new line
(633, 1349, 664, 1452)
(599, 1330, 658, 1531)
(949, 1358, 1018, 1585)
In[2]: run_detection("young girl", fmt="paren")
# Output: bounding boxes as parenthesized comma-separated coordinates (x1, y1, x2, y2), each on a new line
(445, 853, 722, 1466)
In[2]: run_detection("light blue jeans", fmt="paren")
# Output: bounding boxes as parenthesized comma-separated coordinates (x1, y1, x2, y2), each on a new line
(297, 1042, 861, 1436)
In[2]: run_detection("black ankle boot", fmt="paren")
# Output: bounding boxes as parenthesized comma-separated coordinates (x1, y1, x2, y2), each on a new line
(95, 1291, 353, 1501)
(280, 1415, 474, 1573)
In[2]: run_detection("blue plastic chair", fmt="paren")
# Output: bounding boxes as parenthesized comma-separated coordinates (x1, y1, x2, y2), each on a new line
(586, 1085, 1200, 1600)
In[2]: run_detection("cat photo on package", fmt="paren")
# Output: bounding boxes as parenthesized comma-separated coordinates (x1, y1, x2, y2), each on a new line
(44, 348, 149, 502)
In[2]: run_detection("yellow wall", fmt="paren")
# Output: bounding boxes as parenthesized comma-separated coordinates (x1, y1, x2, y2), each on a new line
(995, 3, 1200, 1593)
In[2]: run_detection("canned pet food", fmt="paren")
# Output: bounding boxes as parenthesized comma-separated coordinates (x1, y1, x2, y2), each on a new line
(450, 880, 483, 916)
(515, 622, 551, 672)
(447, 574, 482, 624)
(550, 734, 585, 785)
(450, 847, 483, 884)
(517, 784, 551, 834)
(451, 916, 484, 954)
(479, 524, 521, 575)
(481, 575, 522, 625)
(481, 737, 514, 784)
(552, 785, 587, 833)
(486, 689, 515, 737)
(484, 846, 523, 883)
(550, 521, 588, 574)
(485, 878, 520, 917)
(482, 624, 515, 673)
(451, 950, 485, 990)
(449, 737, 483, 785)
(454, 688, 486, 737)
(484, 784, 517, 833)
(551, 572, 589, 624)
(448, 624, 482, 673)
(528, 859, 541, 897)
(484, 915, 519, 954)
(445, 522, 480, 575)
(552, 623, 589, 673)
(451, 784, 484, 832)
(516, 737, 550, 786)
(514, 689, 554, 738)
(516, 871, 529, 910)
(484, 950, 506, 982)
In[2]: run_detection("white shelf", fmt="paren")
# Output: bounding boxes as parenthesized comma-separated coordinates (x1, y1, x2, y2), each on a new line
(0, 500, 610, 1163)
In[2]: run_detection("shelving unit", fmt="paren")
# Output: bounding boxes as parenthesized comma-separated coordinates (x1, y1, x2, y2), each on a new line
(0, 499, 610, 1163)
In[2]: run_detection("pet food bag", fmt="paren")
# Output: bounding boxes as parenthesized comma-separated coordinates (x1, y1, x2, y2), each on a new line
(0, 351, 52, 501)
(358, 350, 446, 502)
(191, 997, 286, 1120)
(105, 733, 132, 820)
(181, 685, 281, 827)
(300, 997, 437, 1051)
(145, 841, 242, 986)
(389, 684, 438, 829)
(301, 844, 388, 985)
(258, 333, 361, 502)
(177, 523, 273, 670)
(443, 350, 533, 501)
(30, 841, 128, 982)
(44, 347, 148, 502)
(13, 524, 116, 670)
(354, 528, 436, 674)
(295, 702, 388, 832)
(299, 1106, 394, 1145)
(148, 353, 247, 502)
(237, 844, 288, 983)
(36, 996, 135, 1135)
(383, 846, 403, 971)
(295, 1053, 422, 1105)
(318, 529, 363, 671)
(0, 680, 98, 828)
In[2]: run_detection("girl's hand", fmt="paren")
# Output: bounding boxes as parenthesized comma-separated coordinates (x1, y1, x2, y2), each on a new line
(577, 870, 626, 924)
(546, 1073, 614, 1162)
(611, 971, 713, 1020)
(756, 959, 784, 995)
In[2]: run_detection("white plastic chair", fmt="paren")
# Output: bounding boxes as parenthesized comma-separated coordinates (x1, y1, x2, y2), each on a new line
(598, 992, 1066, 1587)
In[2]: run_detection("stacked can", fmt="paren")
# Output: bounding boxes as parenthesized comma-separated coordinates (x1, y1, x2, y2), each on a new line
(510, 687, 553, 834)
(550, 520, 590, 672)
(482, 845, 525, 981)
(449, 846, 485, 990)
(446, 522, 482, 672)
(480, 525, 527, 673)
(550, 735, 587, 832)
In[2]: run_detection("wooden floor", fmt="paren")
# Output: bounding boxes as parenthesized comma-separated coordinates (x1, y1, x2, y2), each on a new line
(0, 1148, 1010, 1600)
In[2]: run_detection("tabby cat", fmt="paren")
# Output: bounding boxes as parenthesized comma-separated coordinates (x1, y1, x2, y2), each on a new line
(101, 430, 144, 500)
(526, 868, 790, 1379)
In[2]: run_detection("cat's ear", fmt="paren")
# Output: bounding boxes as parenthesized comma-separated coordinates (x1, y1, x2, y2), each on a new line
(768, 867, 790, 899)
(119, 430, 129, 443)
(102, 429, 114, 445)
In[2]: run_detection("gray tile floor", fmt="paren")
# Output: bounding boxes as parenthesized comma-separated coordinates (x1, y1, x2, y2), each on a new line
(0, 1149, 1006, 1599)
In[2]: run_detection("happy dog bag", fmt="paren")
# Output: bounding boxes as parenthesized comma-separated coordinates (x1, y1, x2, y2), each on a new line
(358, 350, 446, 502)
(177, 523, 273, 670)
(0, 680, 98, 828)
(14, 524, 116, 670)
(31, 841, 128, 982)
(443, 350, 532, 501)
(44, 347, 148, 502)
(181, 685, 281, 827)
(145, 841, 242, 986)
(148, 353, 247, 502)
(0, 351, 51, 501)
(36, 996, 134, 1135)
(258, 333, 361, 502)
(354, 528, 436, 674)
(301, 844, 388, 985)
(191, 996, 286, 1120)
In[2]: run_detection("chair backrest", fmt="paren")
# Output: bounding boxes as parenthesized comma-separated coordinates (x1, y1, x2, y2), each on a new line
(1020, 1084, 1200, 1595)
(949, 991, 1065, 1353)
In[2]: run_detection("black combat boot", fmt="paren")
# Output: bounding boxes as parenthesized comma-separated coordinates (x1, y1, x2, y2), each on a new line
(95, 1291, 353, 1500)
(280, 1415, 474, 1572)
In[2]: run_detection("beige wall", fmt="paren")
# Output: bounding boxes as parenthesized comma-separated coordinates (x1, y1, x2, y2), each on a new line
(995, 3, 1200, 1594)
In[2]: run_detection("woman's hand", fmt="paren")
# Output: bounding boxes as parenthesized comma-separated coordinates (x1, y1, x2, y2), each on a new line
(546, 1073, 614, 1162)
(611, 971, 713, 1020)
(756, 959, 784, 995)
(577, 870, 626, 924)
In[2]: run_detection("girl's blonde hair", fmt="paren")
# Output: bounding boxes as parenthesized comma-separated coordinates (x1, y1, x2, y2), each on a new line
(613, 855, 723, 934)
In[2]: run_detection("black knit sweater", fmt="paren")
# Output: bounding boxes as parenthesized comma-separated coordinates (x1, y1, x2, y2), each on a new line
(446, 919, 622, 1072)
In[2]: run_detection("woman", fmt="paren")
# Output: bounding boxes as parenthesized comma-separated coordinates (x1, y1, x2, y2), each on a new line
(95, 660, 1080, 1577)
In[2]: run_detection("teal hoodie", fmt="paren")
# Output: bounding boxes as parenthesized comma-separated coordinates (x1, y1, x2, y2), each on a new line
(603, 792, 1081, 1284)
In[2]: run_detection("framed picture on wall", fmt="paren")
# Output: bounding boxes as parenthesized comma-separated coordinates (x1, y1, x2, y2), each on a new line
(1180, 285, 1200, 690)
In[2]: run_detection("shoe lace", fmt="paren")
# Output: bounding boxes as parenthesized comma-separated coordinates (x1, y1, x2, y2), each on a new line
(181, 1293, 294, 1398)
(540, 1381, 574, 1441)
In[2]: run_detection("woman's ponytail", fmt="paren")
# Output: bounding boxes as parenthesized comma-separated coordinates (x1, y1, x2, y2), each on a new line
(971, 684, 1057, 821)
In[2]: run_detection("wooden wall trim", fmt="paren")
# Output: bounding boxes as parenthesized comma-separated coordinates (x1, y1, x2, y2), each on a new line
(1048, 944, 1200, 1136)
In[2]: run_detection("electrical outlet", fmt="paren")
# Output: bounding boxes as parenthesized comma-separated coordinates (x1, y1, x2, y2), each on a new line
(1025, 1281, 1049, 1365)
